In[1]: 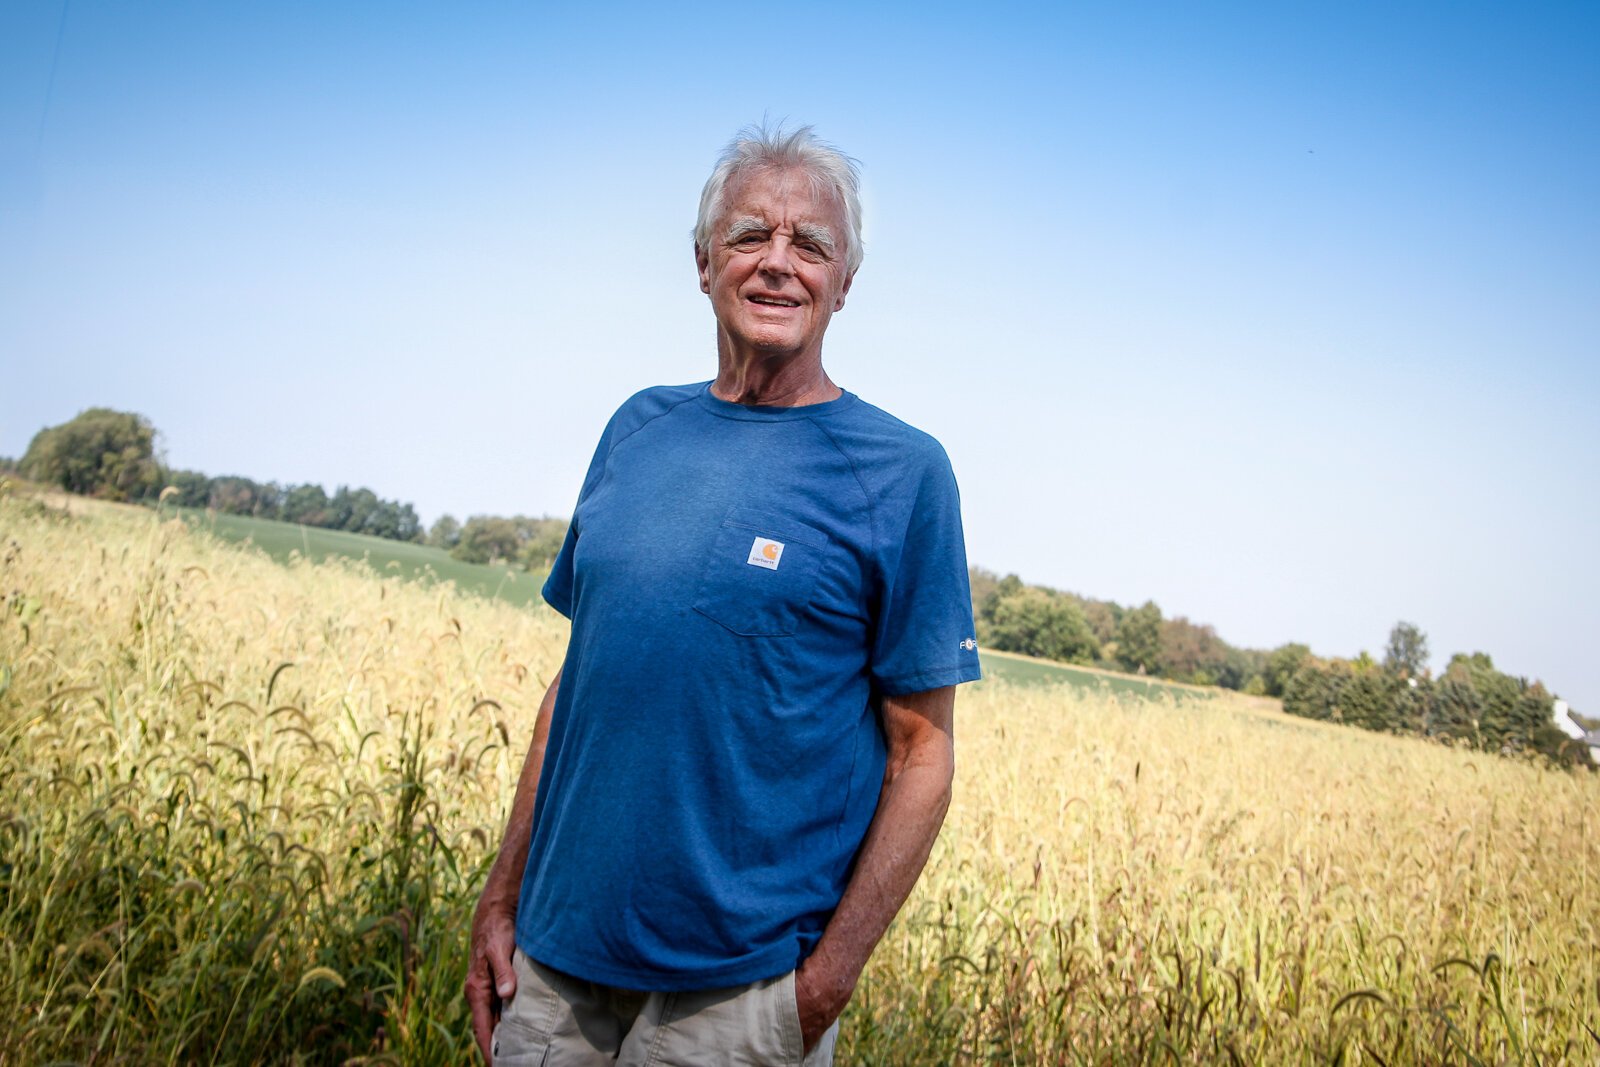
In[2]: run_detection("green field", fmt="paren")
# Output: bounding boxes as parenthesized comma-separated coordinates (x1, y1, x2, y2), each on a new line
(977, 647, 1212, 700)
(176, 508, 550, 607)
(176, 509, 1205, 699)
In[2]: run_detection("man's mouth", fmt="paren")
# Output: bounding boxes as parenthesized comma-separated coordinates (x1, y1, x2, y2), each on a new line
(748, 295, 800, 307)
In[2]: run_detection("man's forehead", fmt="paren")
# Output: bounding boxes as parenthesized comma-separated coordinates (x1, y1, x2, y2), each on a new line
(720, 168, 844, 226)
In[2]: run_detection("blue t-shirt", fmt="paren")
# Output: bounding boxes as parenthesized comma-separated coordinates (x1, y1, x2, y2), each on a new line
(516, 382, 981, 990)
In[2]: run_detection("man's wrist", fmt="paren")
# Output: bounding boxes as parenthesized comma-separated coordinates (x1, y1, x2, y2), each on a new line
(798, 950, 858, 1013)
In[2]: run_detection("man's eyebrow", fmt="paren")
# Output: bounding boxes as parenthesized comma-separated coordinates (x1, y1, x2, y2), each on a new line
(792, 223, 837, 254)
(723, 216, 769, 242)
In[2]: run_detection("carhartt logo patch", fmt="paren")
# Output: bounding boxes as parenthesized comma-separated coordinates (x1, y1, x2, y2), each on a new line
(746, 536, 784, 570)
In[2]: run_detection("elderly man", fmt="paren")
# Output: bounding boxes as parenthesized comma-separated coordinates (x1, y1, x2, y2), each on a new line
(465, 124, 981, 1065)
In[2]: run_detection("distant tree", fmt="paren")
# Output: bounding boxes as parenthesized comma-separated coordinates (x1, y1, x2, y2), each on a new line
(208, 475, 262, 515)
(1264, 643, 1312, 697)
(255, 481, 287, 520)
(519, 518, 569, 572)
(453, 516, 522, 565)
(1431, 665, 1482, 744)
(428, 514, 462, 550)
(1215, 646, 1265, 692)
(1115, 601, 1162, 674)
(1157, 616, 1230, 684)
(1384, 621, 1430, 680)
(1392, 675, 1434, 735)
(21, 407, 162, 501)
(984, 587, 1099, 665)
(333, 487, 380, 534)
(1080, 599, 1121, 647)
(968, 567, 1000, 625)
(974, 573, 1024, 645)
(1283, 661, 1345, 722)
(1341, 668, 1404, 732)
(1442, 653, 1521, 749)
(164, 469, 212, 509)
(362, 499, 419, 541)
(281, 483, 331, 527)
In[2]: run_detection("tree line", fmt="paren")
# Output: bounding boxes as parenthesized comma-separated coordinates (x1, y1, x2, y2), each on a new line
(1282, 623, 1591, 767)
(422, 513, 568, 572)
(8, 408, 571, 569)
(970, 568, 1274, 692)
(971, 569, 1591, 768)
(10, 407, 425, 542)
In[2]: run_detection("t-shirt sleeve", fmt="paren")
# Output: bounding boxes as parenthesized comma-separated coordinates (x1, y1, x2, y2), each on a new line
(869, 443, 983, 696)
(542, 409, 623, 619)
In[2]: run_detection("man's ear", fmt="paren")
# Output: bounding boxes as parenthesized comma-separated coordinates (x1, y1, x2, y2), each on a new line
(695, 243, 711, 295)
(834, 270, 855, 312)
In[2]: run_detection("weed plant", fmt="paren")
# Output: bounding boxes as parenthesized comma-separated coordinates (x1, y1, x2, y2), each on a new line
(1, 491, 1595, 1064)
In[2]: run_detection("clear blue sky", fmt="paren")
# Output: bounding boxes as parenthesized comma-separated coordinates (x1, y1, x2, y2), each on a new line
(4, 2, 1596, 712)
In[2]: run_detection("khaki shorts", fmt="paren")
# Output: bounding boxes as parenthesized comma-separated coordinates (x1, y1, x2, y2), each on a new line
(491, 948, 838, 1067)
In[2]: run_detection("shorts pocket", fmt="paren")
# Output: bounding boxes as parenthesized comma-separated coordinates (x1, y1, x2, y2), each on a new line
(692, 508, 828, 637)
(490, 1016, 551, 1066)
(778, 970, 806, 1065)
(492, 950, 556, 1066)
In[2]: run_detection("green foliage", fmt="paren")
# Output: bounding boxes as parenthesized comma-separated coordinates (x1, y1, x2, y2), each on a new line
(450, 515, 568, 570)
(428, 513, 462, 550)
(451, 516, 521, 565)
(1264, 643, 1311, 697)
(970, 571, 1266, 691)
(281, 482, 331, 527)
(519, 519, 568, 572)
(1115, 600, 1163, 675)
(1384, 621, 1429, 680)
(162, 471, 422, 544)
(983, 587, 1099, 665)
(1156, 616, 1231, 684)
(967, 566, 1000, 624)
(20, 407, 162, 501)
(1283, 640, 1591, 768)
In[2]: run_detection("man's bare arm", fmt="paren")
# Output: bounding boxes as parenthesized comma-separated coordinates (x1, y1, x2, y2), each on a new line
(793, 684, 956, 1049)
(465, 666, 561, 1063)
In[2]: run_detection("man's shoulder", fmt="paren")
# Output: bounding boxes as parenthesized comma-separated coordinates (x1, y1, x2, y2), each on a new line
(615, 381, 707, 419)
(816, 393, 953, 473)
(599, 382, 708, 445)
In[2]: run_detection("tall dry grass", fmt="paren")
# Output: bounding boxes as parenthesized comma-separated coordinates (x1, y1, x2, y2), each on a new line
(1, 489, 1595, 1064)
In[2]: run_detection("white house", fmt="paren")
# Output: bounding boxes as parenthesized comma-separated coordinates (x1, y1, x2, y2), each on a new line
(1554, 700, 1600, 763)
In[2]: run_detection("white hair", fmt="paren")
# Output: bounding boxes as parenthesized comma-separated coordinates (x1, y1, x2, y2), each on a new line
(694, 123, 864, 273)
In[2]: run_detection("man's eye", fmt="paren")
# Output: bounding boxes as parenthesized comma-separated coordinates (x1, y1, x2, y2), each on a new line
(735, 234, 764, 246)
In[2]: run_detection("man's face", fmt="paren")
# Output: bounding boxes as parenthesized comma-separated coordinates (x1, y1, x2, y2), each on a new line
(696, 167, 854, 364)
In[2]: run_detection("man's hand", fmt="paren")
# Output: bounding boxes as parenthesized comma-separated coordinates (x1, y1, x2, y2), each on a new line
(794, 951, 855, 1052)
(465, 890, 520, 1062)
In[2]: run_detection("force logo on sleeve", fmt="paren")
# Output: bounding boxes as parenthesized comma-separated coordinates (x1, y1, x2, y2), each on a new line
(746, 536, 785, 570)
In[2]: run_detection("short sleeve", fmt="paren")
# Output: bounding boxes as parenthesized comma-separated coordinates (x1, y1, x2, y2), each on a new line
(541, 410, 623, 619)
(869, 445, 982, 696)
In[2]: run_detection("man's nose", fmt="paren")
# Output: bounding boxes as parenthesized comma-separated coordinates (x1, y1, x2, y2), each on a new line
(758, 237, 795, 277)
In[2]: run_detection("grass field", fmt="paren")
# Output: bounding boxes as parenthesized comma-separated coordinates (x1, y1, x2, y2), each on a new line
(2, 491, 1596, 1064)
(175, 508, 550, 608)
(170, 508, 1202, 700)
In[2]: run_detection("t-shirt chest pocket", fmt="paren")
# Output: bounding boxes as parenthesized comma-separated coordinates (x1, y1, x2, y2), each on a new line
(692, 508, 829, 637)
